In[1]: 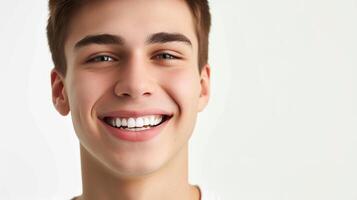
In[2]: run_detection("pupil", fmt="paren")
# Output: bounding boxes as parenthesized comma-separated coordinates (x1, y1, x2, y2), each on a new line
(160, 54, 172, 59)
(96, 56, 110, 61)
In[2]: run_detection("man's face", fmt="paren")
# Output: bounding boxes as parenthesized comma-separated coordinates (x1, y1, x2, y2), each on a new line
(52, 0, 210, 177)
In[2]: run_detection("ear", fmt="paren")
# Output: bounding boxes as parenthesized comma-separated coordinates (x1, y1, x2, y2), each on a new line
(51, 68, 70, 116)
(197, 64, 211, 112)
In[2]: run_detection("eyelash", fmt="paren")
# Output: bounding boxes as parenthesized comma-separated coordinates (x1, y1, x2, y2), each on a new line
(153, 53, 180, 60)
(87, 55, 116, 63)
(86, 53, 179, 63)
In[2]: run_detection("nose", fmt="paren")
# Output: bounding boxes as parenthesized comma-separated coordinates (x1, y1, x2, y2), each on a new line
(114, 54, 154, 99)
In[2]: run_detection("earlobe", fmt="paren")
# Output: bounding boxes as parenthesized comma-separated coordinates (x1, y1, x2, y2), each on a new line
(51, 68, 70, 116)
(197, 64, 211, 112)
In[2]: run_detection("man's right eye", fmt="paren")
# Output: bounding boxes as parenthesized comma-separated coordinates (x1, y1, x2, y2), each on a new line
(87, 55, 116, 63)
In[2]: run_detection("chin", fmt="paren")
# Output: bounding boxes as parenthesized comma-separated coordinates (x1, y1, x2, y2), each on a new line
(105, 154, 168, 179)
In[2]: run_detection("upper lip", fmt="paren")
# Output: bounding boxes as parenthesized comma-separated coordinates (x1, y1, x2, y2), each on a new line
(98, 109, 173, 119)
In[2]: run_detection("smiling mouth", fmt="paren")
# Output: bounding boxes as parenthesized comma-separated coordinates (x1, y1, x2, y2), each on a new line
(101, 115, 172, 131)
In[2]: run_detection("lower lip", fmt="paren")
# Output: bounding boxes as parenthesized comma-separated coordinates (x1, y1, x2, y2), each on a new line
(99, 118, 170, 142)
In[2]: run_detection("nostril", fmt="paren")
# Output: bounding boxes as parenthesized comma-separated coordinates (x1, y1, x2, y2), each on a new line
(116, 92, 151, 98)
(121, 93, 130, 97)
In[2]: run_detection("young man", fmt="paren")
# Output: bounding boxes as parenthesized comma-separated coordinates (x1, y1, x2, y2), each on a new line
(47, 0, 215, 199)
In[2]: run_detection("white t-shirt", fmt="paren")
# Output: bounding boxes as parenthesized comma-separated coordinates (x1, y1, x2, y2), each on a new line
(197, 184, 221, 200)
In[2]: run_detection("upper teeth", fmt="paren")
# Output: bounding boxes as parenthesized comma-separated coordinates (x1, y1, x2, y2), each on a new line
(108, 115, 164, 128)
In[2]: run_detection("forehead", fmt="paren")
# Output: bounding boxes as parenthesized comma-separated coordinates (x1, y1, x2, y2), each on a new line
(64, 0, 198, 53)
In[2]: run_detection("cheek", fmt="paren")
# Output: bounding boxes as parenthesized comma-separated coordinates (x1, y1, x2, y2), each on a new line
(69, 73, 107, 110)
(165, 68, 199, 101)
(67, 72, 112, 135)
(161, 68, 201, 128)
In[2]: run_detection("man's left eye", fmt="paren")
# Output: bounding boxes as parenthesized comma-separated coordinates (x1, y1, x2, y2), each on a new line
(87, 55, 115, 63)
(154, 53, 178, 60)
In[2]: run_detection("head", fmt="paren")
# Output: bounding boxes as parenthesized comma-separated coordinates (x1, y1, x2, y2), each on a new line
(48, 0, 211, 178)
(47, 0, 211, 76)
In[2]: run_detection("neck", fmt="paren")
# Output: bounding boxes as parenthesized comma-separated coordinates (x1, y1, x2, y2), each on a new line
(77, 144, 200, 200)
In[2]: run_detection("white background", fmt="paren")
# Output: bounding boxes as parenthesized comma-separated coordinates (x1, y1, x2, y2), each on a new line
(0, 1, 356, 200)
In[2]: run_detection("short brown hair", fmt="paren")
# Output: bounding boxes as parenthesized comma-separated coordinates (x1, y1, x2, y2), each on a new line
(46, 0, 211, 76)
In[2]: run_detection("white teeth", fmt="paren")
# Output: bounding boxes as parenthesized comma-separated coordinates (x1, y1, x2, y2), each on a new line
(123, 126, 151, 131)
(105, 115, 167, 128)
(121, 118, 127, 127)
(149, 116, 155, 126)
(157, 115, 163, 124)
(135, 117, 144, 127)
(144, 117, 150, 126)
(116, 118, 121, 127)
(127, 118, 136, 128)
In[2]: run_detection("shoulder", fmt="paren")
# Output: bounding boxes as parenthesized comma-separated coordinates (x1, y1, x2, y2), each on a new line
(197, 184, 221, 200)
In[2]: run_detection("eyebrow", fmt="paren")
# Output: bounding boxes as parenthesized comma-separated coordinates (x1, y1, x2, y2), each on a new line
(74, 32, 192, 50)
(74, 34, 124, 49)
(146, 32, 192, 46)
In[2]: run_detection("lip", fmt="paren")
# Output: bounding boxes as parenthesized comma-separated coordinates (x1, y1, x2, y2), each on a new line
(98, 109, 173, 119)
(98, 115, 172, 142)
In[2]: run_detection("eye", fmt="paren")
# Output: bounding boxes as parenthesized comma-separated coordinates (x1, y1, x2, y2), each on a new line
(87, 55, 116, 63)
(154, 53, 179, 60)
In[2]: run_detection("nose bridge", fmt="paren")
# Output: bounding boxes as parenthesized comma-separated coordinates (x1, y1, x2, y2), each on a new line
(114, 50, 152, 99)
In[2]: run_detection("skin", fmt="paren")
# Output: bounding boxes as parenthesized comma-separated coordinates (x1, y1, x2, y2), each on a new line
(51, 0, 210, 199)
